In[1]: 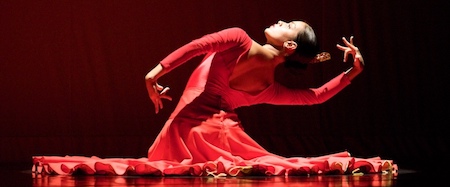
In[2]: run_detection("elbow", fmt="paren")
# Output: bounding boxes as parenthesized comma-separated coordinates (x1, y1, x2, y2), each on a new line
(299, 96, 328, 105)
(311, 98, 328, 105)
(311, 89, 330, 104)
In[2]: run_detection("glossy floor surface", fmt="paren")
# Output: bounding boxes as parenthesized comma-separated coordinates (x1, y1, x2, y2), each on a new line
(0, 165, 440, 187)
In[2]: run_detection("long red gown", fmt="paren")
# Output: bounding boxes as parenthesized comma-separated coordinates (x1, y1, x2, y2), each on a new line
(32, 28, 397, 176)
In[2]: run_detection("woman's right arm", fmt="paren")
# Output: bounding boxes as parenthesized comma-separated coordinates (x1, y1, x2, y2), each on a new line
(145, 27, 252, 114)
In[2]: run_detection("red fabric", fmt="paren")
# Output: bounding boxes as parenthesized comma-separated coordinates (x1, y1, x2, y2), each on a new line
(32, 28, 397, 176)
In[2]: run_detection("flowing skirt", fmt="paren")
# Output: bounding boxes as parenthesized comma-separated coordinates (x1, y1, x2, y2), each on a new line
(32, 111, 397, 177)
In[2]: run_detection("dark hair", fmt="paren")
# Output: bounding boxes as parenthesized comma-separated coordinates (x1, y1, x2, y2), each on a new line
(284, 23, 320, 69)
(295, 24, 319, 58)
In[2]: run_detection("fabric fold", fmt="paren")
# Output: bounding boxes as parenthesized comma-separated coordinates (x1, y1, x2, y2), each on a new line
(32, 152, 397, 176)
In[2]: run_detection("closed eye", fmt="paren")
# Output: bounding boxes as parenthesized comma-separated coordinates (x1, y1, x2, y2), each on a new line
(288, 22, 295, 29)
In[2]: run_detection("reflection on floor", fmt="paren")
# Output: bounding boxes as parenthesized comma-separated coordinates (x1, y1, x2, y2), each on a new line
(0, 167, 438, 187)
(32, 173, 398, 187)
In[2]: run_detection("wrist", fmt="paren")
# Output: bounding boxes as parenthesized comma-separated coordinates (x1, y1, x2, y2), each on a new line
(145, 64, 165, 82)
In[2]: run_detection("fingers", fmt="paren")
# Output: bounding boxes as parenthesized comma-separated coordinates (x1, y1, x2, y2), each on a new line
(336, 44, 349, 62)
(160, 95, 173, 101)
(155, 102, 160, 114)
(342, 36, 358, 51)
(159, 86, 172, 101)
(152, 86, 172, 114)
(336, 36, 359, 62)
(154, 84, 164, 92)
(341, 37, 352, 48)
(159, 87, 170, 95)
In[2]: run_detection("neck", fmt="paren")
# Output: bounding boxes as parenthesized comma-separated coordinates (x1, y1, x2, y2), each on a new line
(261, 44, 286, 65)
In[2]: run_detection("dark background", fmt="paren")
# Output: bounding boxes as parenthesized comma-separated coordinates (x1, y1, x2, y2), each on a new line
(1, 0, 449, 172)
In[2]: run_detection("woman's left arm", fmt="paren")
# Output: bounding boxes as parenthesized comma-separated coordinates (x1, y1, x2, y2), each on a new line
(258, 36, 365, 106)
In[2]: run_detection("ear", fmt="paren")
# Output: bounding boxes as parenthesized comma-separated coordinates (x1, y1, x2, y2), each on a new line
(283, 40, 297, 55)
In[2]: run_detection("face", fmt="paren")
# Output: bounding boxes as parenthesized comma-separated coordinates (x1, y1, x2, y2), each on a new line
(264, 20, 307, 46)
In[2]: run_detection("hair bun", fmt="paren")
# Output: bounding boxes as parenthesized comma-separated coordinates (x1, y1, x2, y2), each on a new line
(309, 52, 331, 64)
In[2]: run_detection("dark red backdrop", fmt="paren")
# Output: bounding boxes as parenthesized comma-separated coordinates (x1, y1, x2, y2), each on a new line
(1, 0, 448, 171)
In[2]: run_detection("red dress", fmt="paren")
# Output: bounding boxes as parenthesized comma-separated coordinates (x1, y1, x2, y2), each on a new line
(33, 28, 397, 176)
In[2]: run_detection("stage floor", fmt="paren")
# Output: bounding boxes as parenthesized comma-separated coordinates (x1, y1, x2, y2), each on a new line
(0, 165, 439, 187)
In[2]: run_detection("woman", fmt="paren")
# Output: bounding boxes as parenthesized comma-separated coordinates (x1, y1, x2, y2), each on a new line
(33, 20, 396, 176)
(143, 20, 395, 176)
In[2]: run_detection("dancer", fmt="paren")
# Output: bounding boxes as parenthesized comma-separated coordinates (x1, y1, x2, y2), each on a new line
(33, 20, 396, 176)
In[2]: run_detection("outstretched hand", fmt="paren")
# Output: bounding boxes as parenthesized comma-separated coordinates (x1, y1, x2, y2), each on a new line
(146, 81, 172, 114)
(336, 36, 364, 81)
(336, 36, 364, 68)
